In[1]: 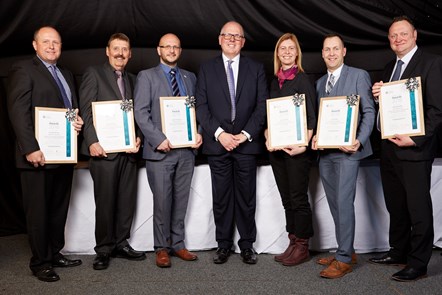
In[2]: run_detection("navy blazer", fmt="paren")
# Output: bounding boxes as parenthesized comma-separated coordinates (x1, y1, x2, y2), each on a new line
(196, 55, 268, 155)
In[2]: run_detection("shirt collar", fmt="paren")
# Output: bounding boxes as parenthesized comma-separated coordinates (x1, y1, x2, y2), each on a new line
(327, 63, 344, 80)
(397, 45, 418, 66)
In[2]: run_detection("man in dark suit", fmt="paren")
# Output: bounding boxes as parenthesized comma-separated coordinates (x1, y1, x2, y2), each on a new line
(134, 33, 202, 268)
(369, 16, 442, 281)
(196, 21, 268, 264)
(79, 33, 145, 270)
(312, 34, 375, 279)
(7, 26, 83, 282)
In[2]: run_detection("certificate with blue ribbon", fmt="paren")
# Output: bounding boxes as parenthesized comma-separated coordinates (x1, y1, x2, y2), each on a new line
(160, 96, 197, 148)
(35, 107, 77, 163)
(266, 95, 308, 148)
(379, 77, 425, 139)
(92, 100, 136, 153)
(316, 95, 359, 148)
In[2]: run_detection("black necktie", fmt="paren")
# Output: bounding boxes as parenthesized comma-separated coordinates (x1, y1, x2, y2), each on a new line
(169, 69, 180, 96)
(49, 65, 72, 109)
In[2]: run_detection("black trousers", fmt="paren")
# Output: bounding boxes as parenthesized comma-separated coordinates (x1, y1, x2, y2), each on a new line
(380, 141, 434, 270)
(269, 151, 313, 239)
(208, 152, 257, 250)
(21, 165, 73, 272)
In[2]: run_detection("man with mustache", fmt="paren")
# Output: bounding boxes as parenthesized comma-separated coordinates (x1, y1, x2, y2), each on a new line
(79, 33, 145, 270)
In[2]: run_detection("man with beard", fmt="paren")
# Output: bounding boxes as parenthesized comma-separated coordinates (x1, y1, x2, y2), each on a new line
(79, 33, 145, 270)
(134, 33, 202, 268)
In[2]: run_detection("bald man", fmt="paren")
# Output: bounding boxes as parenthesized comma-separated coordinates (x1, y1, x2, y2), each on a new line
(134, 33, 202, 268)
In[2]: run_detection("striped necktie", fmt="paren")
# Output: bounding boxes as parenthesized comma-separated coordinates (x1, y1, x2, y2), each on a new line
(226, 60, 236, 122)
(169, 69, 180, 96)
(326, 73, 335, 95)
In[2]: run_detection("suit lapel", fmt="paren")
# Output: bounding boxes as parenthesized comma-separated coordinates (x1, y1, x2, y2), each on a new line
(33, 57, 66, 106)
(155, 65, 173, 96)
(104, 63, 123, 100)
(236, 56, 247, 104)
(335, 65, 348, 96)
(401, 48, 422, 79)
(215, 57, 232, 105)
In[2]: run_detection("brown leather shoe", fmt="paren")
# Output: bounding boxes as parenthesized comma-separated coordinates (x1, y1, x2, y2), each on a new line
(274, 234, 296, 262)
(316, 253, 357, 266)
(281, 237, 310, 266)
(174, 249, 198, 261)
(156, 250, 171, 268)
(320, 260, 352, 279)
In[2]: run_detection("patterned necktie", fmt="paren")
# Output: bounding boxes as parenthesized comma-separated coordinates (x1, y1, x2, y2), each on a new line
(49, 65, 72, 109)
(326, 73, 335, 95)
(226, 60, 236, 122)
(169, 69, 180, 96)
(115, 70, 125, 99)
(391, 60, 404, 81)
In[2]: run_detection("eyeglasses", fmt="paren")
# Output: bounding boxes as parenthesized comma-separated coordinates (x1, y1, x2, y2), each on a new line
(159, 45, 181, 50)
(220, 33, 244, 41)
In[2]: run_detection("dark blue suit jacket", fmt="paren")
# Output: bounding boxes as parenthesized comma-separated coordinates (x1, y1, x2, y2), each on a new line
(196, 55, 268, 155)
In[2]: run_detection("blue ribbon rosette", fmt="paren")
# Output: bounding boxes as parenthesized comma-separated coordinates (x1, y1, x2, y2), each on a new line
(184, 96, 196, 141)
(344, 94, 358, 143)
(405, 77, 420, 130)
(120, 99, 133, 146)
(292, 93, 304, 141)
(64, 109, 76, 157)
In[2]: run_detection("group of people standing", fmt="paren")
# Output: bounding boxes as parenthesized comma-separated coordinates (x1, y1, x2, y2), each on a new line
(6, 15, 442, 284)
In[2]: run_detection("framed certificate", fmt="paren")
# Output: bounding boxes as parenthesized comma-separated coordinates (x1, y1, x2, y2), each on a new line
(266, 94, 308, 148)
(160, 96, 197, 148)
(316, 95, 359, 148)
(92, 100, 136, 153)
(379, 76, 425, 139)
(35, 107, 77, 163)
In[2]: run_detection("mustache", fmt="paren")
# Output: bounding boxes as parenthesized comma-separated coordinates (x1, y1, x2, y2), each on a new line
(113, 54, 125, 59)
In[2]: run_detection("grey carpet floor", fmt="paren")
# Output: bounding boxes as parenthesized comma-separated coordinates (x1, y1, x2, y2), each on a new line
(1, 234, 441, 295)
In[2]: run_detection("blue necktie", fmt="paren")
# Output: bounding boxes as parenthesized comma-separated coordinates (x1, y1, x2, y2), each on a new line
(226, 60, 236, 122)
(49, 65, 72, 109)
(391, 60, 404, 81)
(169, 69, 180, 96)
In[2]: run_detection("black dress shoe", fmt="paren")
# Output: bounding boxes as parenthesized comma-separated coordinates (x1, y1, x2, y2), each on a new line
(52, 255, 82, 267)
(241, 248, 257, 264)
(392, 266, 427, 282)
(114, 245, 146, 261)
(93, 253, 110, 270)
(368, 254, 406, 266)
(33, 267, 60, 282)
(213, 248, 230, 264)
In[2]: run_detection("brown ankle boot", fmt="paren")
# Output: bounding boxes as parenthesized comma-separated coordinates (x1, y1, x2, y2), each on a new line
(282, 237, 310, 266)
(274, 234, 296, 262)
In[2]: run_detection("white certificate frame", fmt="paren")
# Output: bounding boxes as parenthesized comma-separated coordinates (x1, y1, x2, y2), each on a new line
(92, 100, 136, 153)
(160, 96, 197, 148)
(35, 107, 77, 164)
(266, 95, 308, 148)
(379, 77, 425, 139)
(316, 95, 359, 149)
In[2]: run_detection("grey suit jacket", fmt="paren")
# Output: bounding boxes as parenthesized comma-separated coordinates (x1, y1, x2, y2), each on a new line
(134, 64, 197, 160)
(79, 62, 138, 159)
(316, 64, 375, 160)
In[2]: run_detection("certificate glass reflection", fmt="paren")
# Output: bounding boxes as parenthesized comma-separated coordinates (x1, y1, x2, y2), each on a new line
(316, 95, 359, 148)
(266, 95, 308, 148)
(92, 100, 136, 153)
(379, 77, 425, 139)
(160, 96, 197, 148)
(35, 107, 77, 163)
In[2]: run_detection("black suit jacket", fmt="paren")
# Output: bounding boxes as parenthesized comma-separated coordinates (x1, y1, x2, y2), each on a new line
(79, 62, 141, 161)
(196, 55, 268, 155)
(7, 56, 78, 169)
(382, 48, 442, 160)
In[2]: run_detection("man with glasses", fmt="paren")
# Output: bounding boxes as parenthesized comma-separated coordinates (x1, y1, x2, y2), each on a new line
(134, 33, 202, 268)
(196, 21, 268, 264)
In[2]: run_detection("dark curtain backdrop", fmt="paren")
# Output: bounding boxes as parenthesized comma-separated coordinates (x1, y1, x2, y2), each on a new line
(1, 0, 442, 235)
